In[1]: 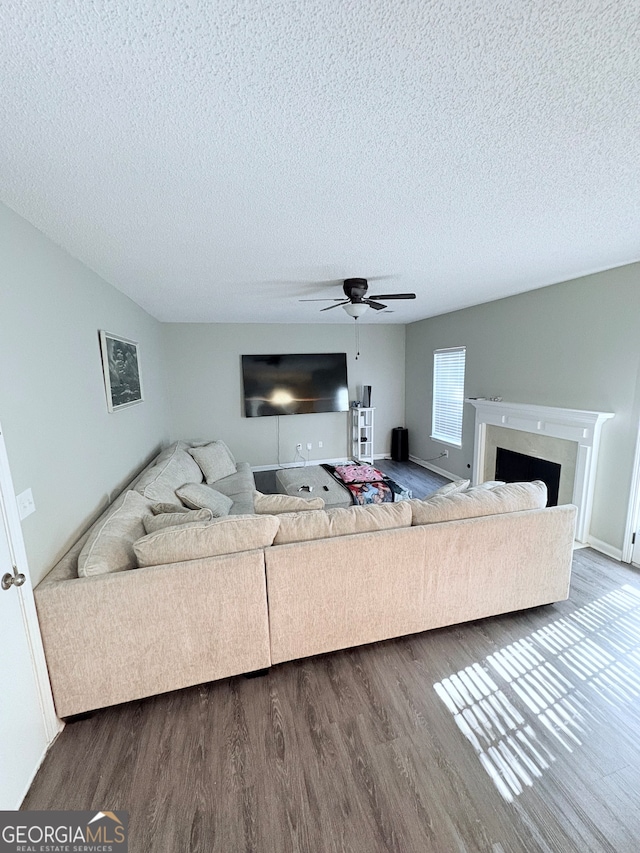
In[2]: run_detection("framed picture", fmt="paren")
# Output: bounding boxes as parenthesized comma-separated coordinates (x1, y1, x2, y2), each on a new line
(99, 331, 144, 412)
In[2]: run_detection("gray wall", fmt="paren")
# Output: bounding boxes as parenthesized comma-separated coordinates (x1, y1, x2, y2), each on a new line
(405, 263, 640, 554)
(0, 203, 171, 585)
(162, 323, 405, 467)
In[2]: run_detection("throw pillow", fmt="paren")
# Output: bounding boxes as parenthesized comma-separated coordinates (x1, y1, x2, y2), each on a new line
(78, 490, 153, 577)
(175, 482, 234, 517)
(410, 480, 548, 526)
(134, 514, 280, 567)
(253, 491, 325, 514)
(143, 508, 213, 535)
(188, 441, 237, 483)
(429, 479, 470, 497)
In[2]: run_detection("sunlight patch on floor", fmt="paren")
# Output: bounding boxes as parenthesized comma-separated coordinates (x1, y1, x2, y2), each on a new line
(434, 584, 640, 802)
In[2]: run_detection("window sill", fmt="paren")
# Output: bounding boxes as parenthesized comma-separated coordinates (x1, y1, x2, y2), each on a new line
(430, 436, 462, 449)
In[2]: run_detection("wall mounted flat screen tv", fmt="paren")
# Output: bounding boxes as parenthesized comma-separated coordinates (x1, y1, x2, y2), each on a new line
(242, 353, 349, 417)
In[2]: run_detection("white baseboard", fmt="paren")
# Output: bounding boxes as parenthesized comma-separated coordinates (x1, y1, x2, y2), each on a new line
(586, 535, 623, 562)
(409, 454, 455, 481)
(16, 731, 62, 808)
(252, 457, 347, 472)
(253, 455, 394, 472)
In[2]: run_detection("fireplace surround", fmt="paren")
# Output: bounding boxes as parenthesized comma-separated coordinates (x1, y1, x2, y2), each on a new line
(467, 400, 613, 544)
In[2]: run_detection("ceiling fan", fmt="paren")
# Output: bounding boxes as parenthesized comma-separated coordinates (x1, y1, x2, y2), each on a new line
(300, 278, 416, 317)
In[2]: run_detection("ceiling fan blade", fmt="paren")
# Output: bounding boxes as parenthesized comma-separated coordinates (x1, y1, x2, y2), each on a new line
(368, 293, 416, 300)
(320, 300, 350, 312)
(299, 298, 346, 302)
(364, 300, 387, 310)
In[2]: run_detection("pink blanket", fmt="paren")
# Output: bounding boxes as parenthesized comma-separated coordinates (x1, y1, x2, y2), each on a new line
(334, 464, 386, 484)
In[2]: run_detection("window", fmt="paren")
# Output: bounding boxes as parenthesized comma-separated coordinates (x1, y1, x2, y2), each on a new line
(431, 346, 466, 446)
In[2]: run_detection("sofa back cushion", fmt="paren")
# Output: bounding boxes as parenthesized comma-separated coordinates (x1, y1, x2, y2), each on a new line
(468, 480, 505, 490)
(188, 441, 237, 484)
(273, 501, 412, 546)
(78, 490, 153, 577)
(430, 479, 470, 496)
(253, 492, 325, 514)
(150, 502, 190, 515)
(153, 440, 190, 464)
(134, 514, 280, 567)
(135, 446, 203, 505)
(143, 508, 213, 534)
(410, 480, 548, 526)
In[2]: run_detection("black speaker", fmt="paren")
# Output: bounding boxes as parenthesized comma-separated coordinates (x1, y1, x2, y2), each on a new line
(362, 385, 371, 407)
(391, 427, 409, 462)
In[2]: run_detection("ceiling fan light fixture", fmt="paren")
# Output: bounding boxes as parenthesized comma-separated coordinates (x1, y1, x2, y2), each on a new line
(343, 302, 369, 318)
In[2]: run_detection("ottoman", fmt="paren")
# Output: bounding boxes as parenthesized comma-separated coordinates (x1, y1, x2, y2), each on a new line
(275, 466, 352, 510)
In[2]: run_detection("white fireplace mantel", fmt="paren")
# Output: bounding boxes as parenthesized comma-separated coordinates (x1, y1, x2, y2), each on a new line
(467, 399, 614, 543)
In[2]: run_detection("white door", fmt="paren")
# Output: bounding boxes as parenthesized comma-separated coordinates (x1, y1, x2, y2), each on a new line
(629, 423, 640, 567)
(0, 428, 58, 808)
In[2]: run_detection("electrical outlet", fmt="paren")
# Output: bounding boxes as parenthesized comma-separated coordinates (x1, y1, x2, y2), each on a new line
(16, 488, 35, 520)
(442, 449, 449, 458)
(296, 443, 302, 451)
(318, 441, 323, 448)
(306, 442, 312, 451)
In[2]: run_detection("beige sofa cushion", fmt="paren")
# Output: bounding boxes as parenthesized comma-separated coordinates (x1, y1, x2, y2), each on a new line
(78, 490, 153, 577)
(134, 514, 280, 567)
(467, 480, 506, 491)
(272, 509, 331, 544)
(208, 462, 256, 515)
(143, 508, 213, 534)
(175, 483, 234, 517)
(430, 479, 470, 497)
(135, 446, 203, 505)
(188, 441, 236, 483)
(410, 480, 548, 525)
(153, 440, 190, 463)
(150, 502, 190, 515)
(254, 491, 325, 514)
(274, 501, 412, 546)
(328, 502, 412, 536)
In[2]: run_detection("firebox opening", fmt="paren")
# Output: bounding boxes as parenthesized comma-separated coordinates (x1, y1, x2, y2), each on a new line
(495, 447, 561, 507)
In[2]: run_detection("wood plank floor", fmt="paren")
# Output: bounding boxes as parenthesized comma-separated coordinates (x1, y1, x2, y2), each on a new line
(23, 548, 640, 852)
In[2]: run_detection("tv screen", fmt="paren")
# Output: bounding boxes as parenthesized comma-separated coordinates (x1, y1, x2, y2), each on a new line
(242, 353, 349, 417)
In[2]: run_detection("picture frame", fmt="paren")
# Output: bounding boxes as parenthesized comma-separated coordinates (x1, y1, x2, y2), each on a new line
(99, 331, 144, 412)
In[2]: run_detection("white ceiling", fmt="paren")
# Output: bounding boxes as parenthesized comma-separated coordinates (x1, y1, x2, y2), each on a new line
(1, 1, 638, 324)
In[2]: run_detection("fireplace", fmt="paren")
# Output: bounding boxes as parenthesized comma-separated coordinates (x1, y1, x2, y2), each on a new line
(495, 447, 561, 506)
(467, 400, 614, 544)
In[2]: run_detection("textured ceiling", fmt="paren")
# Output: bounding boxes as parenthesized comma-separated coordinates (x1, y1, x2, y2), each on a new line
(1, 1, 638, 323)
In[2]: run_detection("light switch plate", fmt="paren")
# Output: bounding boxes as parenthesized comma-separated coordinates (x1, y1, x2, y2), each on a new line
(16, 488, 35, 520)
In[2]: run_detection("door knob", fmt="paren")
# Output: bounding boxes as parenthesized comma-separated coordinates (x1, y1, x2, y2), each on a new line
(1, 572, 26, 590)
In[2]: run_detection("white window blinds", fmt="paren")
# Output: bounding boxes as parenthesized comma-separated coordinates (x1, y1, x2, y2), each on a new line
(431, 347, 466, 446)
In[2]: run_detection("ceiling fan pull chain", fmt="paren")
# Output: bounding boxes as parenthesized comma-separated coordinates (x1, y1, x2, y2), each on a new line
(355, 318, 360, 359)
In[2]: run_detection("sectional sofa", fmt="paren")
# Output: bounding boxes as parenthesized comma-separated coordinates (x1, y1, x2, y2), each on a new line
(34, 441, 577, 719)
